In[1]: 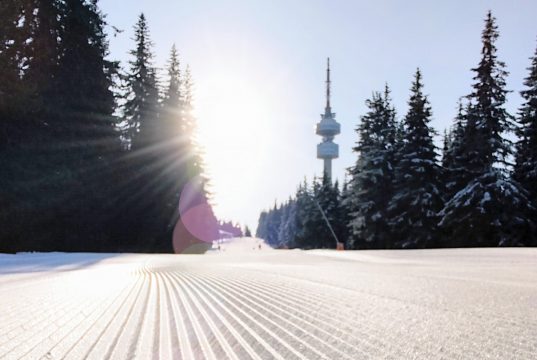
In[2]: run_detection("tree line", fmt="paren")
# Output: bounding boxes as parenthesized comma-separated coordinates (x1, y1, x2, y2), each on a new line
(257, 12, 537, 249)
(0, 1, 215, 253)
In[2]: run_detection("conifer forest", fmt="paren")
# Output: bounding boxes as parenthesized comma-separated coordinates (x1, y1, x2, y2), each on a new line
(0, 1, 225, 252)
(257, 12, 537, 250)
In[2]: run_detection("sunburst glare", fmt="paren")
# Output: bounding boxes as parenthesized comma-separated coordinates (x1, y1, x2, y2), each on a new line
(194, 70, 272, 225)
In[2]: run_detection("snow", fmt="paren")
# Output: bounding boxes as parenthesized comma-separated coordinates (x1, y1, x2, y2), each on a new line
(1, 243, 536, 359)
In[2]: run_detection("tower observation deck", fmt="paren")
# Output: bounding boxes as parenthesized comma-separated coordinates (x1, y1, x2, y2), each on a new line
(316, 58, 340, 179)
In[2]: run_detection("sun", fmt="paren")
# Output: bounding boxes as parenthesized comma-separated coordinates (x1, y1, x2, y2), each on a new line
(193, 71, 272, 224)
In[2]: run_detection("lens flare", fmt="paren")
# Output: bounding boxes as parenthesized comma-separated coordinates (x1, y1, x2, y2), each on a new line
(173, 176, 219, 254)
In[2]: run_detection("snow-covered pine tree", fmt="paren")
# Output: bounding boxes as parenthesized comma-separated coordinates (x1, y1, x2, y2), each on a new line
(441, 129, 452, 169)
(256, 211, 268, 239)
(265, 202, 282, 247)
(276, 199, 298, 248)
(276, 200, 291, 247)
(442, 101, 480, 200)
(315, 174, 341, 248)
(388, 69, 443, 248)
(331, 180, 348, 247)
(348, 87, 397, 249)
(337, 178, 352, 247)
(439, 12, 535, 247)
(513, 42, 537, 246)
(302, 177, 324, 248)
(294, 179, 317, 249)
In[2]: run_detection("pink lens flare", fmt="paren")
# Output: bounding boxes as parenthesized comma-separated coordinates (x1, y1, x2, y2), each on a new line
(173, 176, 219, 253)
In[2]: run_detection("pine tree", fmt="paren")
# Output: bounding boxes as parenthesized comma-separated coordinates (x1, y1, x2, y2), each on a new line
(348, 87, 397, 249)
(469, 12, 513, 171)
(276, 201, 291, 246)
(56, 0, 115, 119)
(277, 199, 298, 248)
(151, 44, 187, 251)
(244, 225, 252, 238)
(337, 178, 352, 247)
(293, 179, 315, 248)
(116, 13, 165, 251)
(315, 174, 341, 248)
(388, 69, 443, 248)
(181, 66, 205, 180)
(300, 179, 321, 248)
(0, 1, 27, 140)
(513, 41, 537, 246)
(441, 129, 452, 170)
(53, 0, 119, 250)
(162, 44, 181, 109)
(266, 203, 282, 246)
(439, 12, 535, 247)
(256, 211, 268, 239)
(124, 13, 159, 149)
(442, 101, 480, 199)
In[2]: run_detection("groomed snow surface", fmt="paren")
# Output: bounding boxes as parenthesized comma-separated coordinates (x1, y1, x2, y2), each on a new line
(1, 238, 536, 359)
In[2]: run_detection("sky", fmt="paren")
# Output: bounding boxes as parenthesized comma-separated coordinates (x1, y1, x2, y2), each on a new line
(100, 0, 537, 231)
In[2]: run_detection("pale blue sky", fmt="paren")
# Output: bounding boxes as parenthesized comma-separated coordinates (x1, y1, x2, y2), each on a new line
(100, 0, 537, 230)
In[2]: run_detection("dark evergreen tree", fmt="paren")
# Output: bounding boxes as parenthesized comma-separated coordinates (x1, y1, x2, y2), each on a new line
(513, 41, 537, 246)
(293, 179, 315, 248)
(0, 0, 32, 143)
(149, 44, 187, 251)
(442, 101, 481, 199)
(439, 12, 535, 247)
(162, 44, 181, 109)
(388, 69, 443, 248)
(441, 129, 452, 170)
(124, 13, 159, 149)
(337, 178, 352, 247)
(115, 13, 167, 251)
(256, 211, 268, 239)
(244, 225, 252, 238)
(299, 179, 323, 248)
(266, 203, 282, 246)
(469, 12, 513, 171)
(51, 0, 119, 250)
(316, 175, 341, 248)
(59, 1, 115, 115)
(348, 87, 397, 249)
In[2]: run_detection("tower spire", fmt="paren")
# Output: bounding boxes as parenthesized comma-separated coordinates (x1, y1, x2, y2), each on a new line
(326, 57, 331, 110)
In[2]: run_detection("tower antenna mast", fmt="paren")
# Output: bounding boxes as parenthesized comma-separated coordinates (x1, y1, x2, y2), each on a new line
(326, 57, 331, 110)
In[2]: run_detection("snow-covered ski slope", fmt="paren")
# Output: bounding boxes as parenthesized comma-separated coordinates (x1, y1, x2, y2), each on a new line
(1, 239, 536, 359)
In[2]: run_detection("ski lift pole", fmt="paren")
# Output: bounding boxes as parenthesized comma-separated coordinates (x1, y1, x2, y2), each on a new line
(314, 200, 343, 250)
